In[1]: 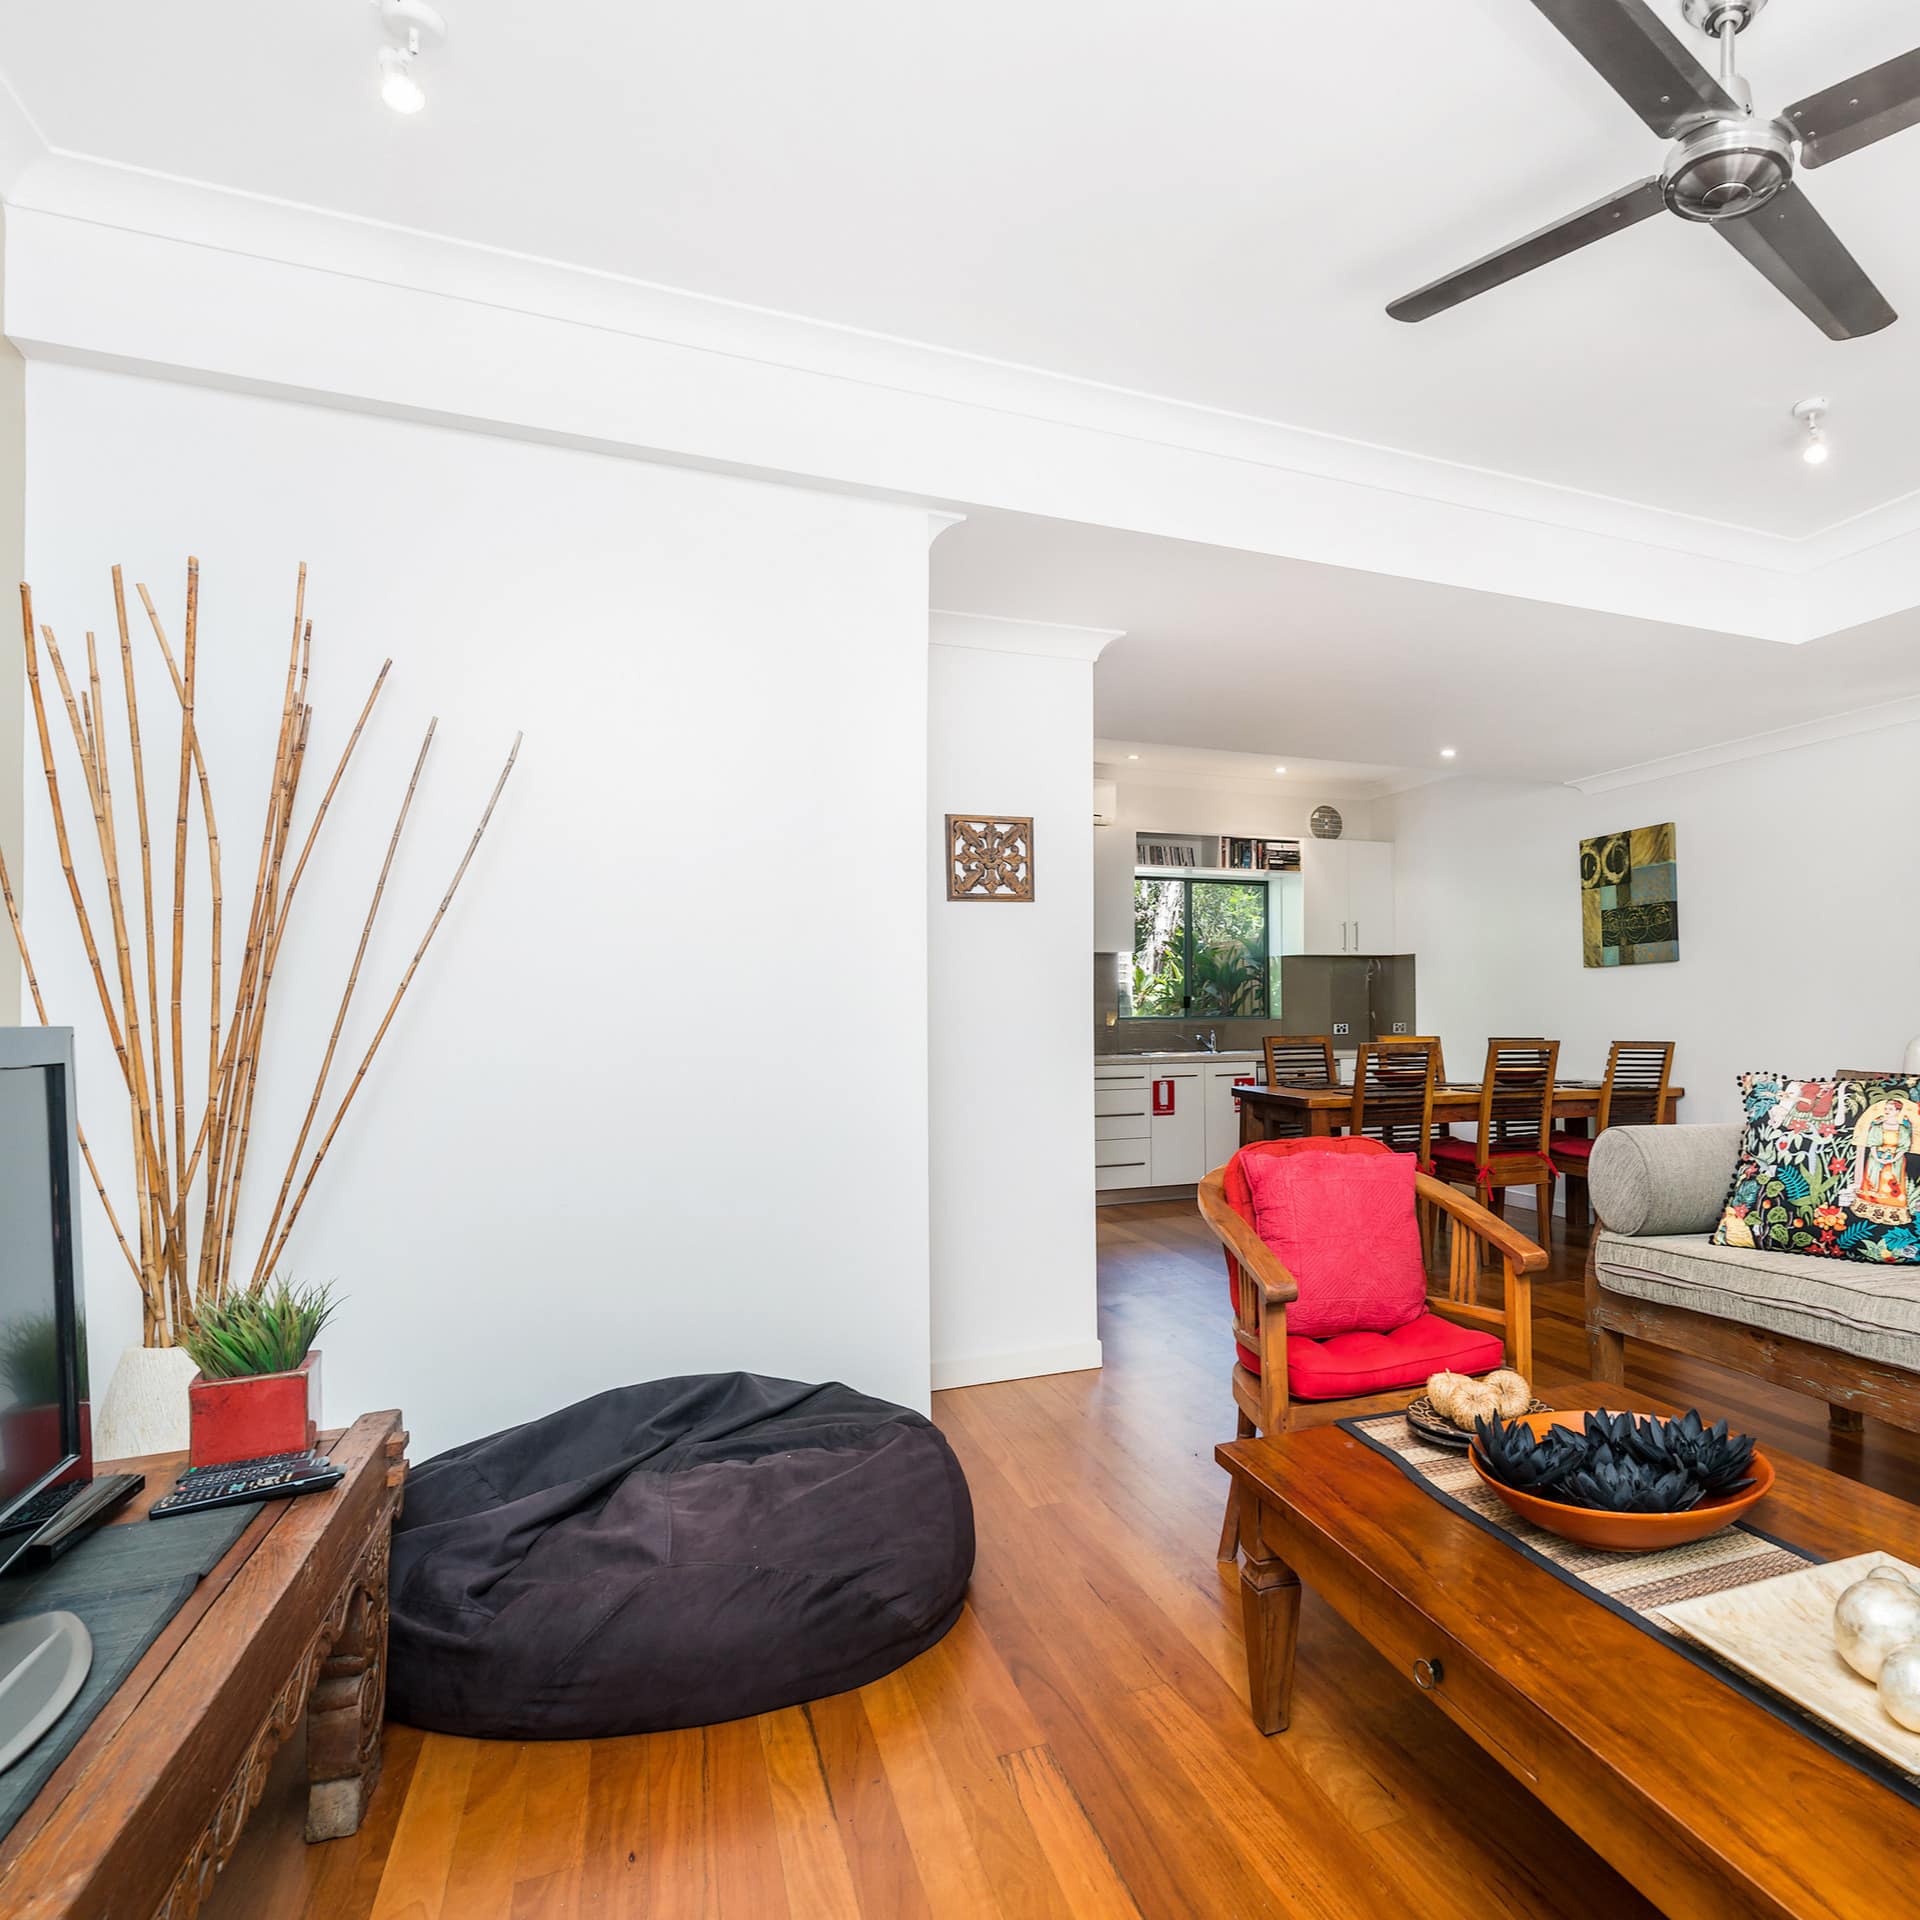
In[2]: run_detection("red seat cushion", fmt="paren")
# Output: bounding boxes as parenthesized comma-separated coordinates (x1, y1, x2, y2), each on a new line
(1223, 1138, 1391, 1371)
(1239, 1145, 1427, 1340)
(1428, 1135, 1480, 1165)
(1287, 1313, 1505, 1400)
(1548, 1131, 1595, 1159)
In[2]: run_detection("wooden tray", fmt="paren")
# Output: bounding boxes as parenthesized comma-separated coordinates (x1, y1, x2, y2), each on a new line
(1403, 1393, 1549, 1449)
(1654, 1551, 1920, 1780)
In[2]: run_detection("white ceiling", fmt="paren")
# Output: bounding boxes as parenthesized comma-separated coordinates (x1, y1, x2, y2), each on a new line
(936, 507, 1920, 785)
(1093, 740, 1417, 801)
(2, 2, 1918, 538)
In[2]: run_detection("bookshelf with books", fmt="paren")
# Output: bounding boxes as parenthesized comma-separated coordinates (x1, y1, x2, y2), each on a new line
(1135, 832, 1301, 875)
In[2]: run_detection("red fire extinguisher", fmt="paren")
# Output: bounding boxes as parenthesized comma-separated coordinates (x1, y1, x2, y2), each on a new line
(1153, 1079, 1175, 1116)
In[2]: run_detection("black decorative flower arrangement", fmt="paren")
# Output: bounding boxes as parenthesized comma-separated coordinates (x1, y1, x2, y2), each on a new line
(1471, 1409, 1757, 1514)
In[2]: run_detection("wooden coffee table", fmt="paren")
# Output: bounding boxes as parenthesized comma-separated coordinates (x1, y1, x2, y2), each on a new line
(1216, 1381, 1920, 1920)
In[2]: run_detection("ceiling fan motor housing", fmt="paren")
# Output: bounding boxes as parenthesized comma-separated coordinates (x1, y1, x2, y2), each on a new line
(1662, 116, 1795, 220)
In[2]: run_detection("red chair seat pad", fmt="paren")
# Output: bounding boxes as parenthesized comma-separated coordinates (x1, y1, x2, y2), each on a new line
(1285, 1312, 1505, 1399)
(1548, 1131, 1596, 1159)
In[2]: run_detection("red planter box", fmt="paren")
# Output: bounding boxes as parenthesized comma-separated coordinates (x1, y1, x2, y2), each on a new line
(187, 1351, 322, 1468)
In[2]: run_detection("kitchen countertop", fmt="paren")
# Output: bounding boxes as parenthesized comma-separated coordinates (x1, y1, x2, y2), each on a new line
(1095, 1050, 1261, 1065)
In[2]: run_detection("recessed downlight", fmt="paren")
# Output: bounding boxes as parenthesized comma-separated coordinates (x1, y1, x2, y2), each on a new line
(1127, 753, 1139, 760)
(1440, 747, 1457, 759)
(1274, 765, 1287, 775)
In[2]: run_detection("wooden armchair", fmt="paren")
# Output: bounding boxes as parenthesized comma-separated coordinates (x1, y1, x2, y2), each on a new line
(1200, 1149, 1546, 1561)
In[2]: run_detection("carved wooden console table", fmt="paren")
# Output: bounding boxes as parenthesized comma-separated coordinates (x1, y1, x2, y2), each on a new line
(0, 1409, 407, 1920)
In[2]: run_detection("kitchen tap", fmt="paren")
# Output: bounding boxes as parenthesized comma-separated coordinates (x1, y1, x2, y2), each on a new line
(1196, 1029, 1218, 1053)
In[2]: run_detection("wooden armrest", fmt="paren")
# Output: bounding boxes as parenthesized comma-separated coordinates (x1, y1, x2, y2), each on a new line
(1197, 1169, 1299, 1306)
(1415, 1173, 1549, 1273)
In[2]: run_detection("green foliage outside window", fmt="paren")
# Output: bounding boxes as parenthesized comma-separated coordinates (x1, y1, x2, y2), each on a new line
(1131, 878, 1268, 1018)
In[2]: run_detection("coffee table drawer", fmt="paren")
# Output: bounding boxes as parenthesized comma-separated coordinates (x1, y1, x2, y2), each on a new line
(1360, 1585, 1540, 1783)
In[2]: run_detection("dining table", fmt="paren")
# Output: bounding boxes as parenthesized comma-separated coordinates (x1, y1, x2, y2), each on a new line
(1236, 1076, 1684, 1146)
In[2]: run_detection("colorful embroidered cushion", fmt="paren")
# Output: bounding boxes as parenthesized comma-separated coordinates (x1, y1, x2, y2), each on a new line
(1713, 1071, 1920, 1264)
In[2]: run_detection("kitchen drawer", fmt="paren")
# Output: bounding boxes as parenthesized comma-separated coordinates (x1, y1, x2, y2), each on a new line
(1359, 1585, 1539, 1783)
(1094, 1159, 1150, 1190)
(1094, 1087, 1151, 1118)
(1095, 1112, 1150, 1141)
(1095, 1136, 1153, 1168)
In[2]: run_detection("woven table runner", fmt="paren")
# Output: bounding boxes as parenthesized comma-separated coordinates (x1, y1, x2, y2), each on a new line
(1337, 1410, 1920, 1804)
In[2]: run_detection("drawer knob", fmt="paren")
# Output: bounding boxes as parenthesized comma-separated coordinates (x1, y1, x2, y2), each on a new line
(1412, 1657, 1444, 1691)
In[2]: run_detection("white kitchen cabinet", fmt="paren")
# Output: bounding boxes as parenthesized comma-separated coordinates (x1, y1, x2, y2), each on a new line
(1300, 838, 1395, 955)
(1148, 1068, 1206, 1185)
(1093, 1069, 1152, 1191)
(1203, 1063, 1258, 1174)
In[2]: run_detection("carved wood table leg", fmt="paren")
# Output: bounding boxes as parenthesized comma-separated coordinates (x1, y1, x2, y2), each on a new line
(305, 1532, 393, 1842)
(1238, 1497, 1302, 1736)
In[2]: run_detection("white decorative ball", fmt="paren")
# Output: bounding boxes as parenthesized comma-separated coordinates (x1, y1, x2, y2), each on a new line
(1835, 1575, 1920, 1682)
(1879, 1642, 1920, 1732)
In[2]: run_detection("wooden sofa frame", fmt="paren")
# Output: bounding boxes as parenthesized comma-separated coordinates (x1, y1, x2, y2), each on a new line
(1584, 1232, 1920, 1438)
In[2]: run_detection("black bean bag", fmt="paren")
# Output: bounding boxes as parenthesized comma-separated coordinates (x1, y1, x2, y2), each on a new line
(387, 1373, 974, 1738)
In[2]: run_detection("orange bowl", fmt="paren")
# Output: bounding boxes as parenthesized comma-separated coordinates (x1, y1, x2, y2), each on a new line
(1467, 1408, 1775, 1552)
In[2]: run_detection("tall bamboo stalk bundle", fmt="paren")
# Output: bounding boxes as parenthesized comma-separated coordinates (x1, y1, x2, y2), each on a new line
(0, 560, 520, 1346)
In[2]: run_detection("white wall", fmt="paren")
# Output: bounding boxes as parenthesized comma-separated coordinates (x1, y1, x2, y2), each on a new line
(21, 363, 935, 1456)
(929, 616, 1104, 1391)
(1381, 725, 1920, 1126)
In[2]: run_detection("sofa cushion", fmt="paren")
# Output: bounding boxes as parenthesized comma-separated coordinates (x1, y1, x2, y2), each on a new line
(1590, 1123, 1742, 1236)
(1593, 1229, 1920, 1371)
(1712, 1072, 1920, 1265)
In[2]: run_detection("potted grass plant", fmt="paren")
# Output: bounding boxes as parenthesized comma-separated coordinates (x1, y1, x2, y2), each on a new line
(179, 1278, 338, 1467)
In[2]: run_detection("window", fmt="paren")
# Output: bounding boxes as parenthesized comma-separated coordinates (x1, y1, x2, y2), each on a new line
(1131, 878, 1269, 1018)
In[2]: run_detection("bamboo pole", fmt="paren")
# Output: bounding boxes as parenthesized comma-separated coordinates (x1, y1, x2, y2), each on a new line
(82, 622, 172, 1331)
(252, 719, 435, 1289)
(195, 574, 306, 1308)
(263, 730, 521, 1278)
(0, 842, 141, 1284)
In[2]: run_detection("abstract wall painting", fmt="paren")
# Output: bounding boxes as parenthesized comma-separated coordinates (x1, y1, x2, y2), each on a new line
(1580, 822, 1678, 967)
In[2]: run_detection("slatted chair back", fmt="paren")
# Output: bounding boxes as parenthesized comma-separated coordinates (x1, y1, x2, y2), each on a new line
(1349, 1038, 1440, 1160)
(1261, 1035, 1338, 1088)
(1596, 1041, 1675, 1132)
(1470, 1039, 1560, 1162)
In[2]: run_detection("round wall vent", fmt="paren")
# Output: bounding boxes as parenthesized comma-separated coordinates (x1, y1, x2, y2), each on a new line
(1309, 805, 1344, 840)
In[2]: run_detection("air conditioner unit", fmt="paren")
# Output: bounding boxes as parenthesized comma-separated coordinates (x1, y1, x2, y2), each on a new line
(1093, 780, 1118, 827)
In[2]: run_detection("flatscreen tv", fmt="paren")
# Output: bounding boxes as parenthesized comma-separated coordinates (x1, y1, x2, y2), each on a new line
(0, 1025, 92, 1568)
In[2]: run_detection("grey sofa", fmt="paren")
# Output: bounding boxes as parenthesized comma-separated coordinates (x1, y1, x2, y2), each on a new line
(1585, 1124, 1920, 1433)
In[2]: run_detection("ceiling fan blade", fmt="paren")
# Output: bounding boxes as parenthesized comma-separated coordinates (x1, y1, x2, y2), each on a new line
(1783, 47, 1920, 169)
(1525, 0, 1735, 137)
(1388, 177, 1664, 323)
(1716, 183, 1896, 339)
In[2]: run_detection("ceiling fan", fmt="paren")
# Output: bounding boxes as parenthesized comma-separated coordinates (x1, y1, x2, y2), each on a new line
(1388, 0, 1920, 339)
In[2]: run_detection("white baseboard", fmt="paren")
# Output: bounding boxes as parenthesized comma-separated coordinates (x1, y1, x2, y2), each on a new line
(931, 1339, 1104, 1392)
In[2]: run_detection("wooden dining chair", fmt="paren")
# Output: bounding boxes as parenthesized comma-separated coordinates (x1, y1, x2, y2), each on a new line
(1261, 1035, 1338, 1088)
(1347, 1038, 1443, 1164)
(1430, 1039, 1560, 1229)
(1551, 1041, 1675, 1226)
(1201, 1137, 1544, 1560)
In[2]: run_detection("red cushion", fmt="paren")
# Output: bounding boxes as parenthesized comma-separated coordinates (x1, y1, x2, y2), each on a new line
(1223, 1138, 1392, 1370)
(1286, 1312, 1505, 1401)
(1549, 1131, 1595, 1159)
(1428, 1135, 1479, 1165)
(1240, 1146, 1426, 1340)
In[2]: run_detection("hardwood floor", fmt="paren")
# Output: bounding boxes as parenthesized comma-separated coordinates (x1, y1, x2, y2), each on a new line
(204, 1201, 1920, 1919)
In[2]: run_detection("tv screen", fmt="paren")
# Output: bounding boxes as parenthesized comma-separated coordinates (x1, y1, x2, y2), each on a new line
(0, 1049, 84, 1516)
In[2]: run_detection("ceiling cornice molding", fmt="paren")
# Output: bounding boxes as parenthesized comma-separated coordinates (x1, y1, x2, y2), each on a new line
(0, 145, 1912, 643)
(0, 147, 1800, 570)
(930, 610, 1121, 662)
(1567, 693, 1920, 795)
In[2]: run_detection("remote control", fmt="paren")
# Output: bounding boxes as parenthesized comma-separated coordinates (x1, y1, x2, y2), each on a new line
(149, 1451, 343, 1519)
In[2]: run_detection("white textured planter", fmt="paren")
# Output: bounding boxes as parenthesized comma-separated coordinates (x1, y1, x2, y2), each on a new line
(94, 1345, 199, 1461)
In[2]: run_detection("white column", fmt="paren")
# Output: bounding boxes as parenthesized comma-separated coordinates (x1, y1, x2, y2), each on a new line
(928, 610, 1121, 1391)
